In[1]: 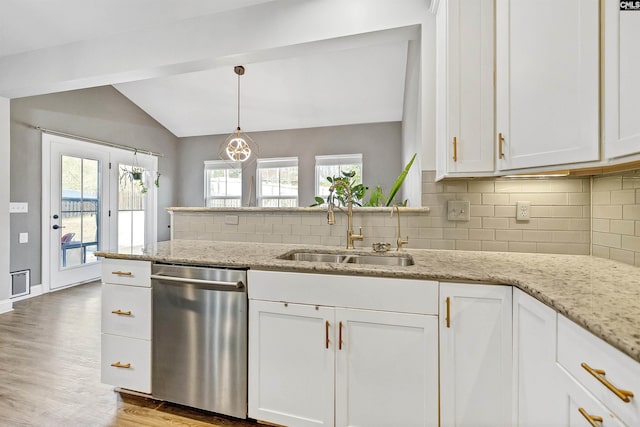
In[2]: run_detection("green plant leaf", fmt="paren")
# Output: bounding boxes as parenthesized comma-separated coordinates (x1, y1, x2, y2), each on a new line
(385, 153, 416, 207)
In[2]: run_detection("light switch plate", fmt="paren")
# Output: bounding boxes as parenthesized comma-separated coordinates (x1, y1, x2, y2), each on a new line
(447, 200, 470, 221)
(10, 202, 28, 213)
(19, 232, 28, 243)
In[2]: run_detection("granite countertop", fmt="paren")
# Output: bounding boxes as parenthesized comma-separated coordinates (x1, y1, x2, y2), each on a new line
(97, 240, 640, 363)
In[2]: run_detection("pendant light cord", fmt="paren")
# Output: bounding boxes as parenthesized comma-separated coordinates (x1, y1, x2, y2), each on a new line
(237, 71, 241, 131)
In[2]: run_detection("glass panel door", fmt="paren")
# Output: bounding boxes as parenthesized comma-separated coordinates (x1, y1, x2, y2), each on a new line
(48, 136, 110, 290)
(60, 155, 100, 268)
(118, 164, 146, 252)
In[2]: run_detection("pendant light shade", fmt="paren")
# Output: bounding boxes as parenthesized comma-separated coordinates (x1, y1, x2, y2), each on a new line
(219, 65, 258, 163)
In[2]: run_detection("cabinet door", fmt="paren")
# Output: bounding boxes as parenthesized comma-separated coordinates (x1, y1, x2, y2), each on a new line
(513, 289, 563, 427)
(248, 300, 334, 427)
(335, 308, 438, 427)
(496, 0, 599, 170)
(446, 0, 495, 174)
(604, 1, 640, 159)
(440, 283, 513, 427)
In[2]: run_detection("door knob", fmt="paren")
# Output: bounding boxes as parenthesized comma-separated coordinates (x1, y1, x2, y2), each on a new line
(52, 224, 61, 230)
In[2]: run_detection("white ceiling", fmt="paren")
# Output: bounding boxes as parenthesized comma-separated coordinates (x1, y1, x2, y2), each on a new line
(1, 0, 410, 138)
(0, 0, 273, 57)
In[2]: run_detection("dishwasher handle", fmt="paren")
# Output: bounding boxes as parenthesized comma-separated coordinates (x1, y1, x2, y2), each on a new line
(150, 274, 245, 290)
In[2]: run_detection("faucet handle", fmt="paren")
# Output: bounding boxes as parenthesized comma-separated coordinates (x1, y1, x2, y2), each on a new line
(397, 235, 409, 251)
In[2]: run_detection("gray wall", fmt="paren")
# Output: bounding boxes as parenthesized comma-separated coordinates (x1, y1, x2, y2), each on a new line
(177, 122, 403, 207)
(10, 86, 179, 285)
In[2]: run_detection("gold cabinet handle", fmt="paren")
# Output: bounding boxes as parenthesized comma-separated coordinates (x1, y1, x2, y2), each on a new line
(581, 362, 635, 402)
(445, 297, 451, 328)
(111, 271, 132, 276)
(453, 137, 458, 162)
(498, 133, 505, 159)
(111, 309, 132, 316)
(110, 361, 131, 369)
(339, 321, 343, 350)
(578, 408, 603, 427)
(325, 321, 330, 349)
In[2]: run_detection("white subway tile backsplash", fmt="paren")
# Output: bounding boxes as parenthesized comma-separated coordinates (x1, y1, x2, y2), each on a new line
(593, 176, 622, 191)
(592, 232, 621, 248)
(610, 220, 635, 236)
(172, 167, 640, 264)
(610, 248, 635, 265)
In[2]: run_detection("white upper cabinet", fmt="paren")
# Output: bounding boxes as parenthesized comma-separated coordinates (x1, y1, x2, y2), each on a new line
(496, 0, 600, 171)
(436, 0, 495, 178)
(604, 2, 640, 159)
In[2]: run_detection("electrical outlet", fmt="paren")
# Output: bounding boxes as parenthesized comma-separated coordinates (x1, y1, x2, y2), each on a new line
(225, 215, 239, 225)
(516, 201, 531, 221)
(447, 200, 470, 222)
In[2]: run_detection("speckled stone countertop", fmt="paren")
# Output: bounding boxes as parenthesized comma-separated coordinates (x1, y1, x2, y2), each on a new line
(97, 240, 640, 363)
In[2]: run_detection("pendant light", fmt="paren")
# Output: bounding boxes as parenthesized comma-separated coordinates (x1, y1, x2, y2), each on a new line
(219, 65, 258, 163)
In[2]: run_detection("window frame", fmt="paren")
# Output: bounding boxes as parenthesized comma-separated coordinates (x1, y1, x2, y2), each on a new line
(203, 160, 243, 207)
(315, 153, 363, 198)
(256, 157, 299, 207)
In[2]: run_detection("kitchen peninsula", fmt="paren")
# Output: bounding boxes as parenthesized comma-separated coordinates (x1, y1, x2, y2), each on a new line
(98, 241, 640, 426)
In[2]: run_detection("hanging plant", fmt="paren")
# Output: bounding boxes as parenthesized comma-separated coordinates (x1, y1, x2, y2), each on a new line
(120, 167, 148, 193)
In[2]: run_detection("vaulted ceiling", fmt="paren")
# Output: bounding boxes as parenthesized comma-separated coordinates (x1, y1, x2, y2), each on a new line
(1, 0, 412, 137)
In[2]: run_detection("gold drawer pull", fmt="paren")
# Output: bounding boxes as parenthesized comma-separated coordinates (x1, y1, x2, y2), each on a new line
(498, 132, 505, 159)
(111, 309, 132, 316)
(110, 361, 131, 369)
(445, 297, 451, 328)
(453, 137, 458, 162)
(578, 408, 603, 427)
(325, 321, 330, 349)
(581, 362, 635, 402)
(112, 271, 132, 276)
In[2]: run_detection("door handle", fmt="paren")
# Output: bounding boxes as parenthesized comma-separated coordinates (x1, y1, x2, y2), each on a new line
(52, 224, 62, 230)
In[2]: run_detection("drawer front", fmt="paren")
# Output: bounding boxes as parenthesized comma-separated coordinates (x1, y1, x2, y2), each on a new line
(101, 334, 151, 394)
(558, 315, 640, 425)
(248, 270, 439, 315)
(101, 259, 151, 287)
(562, 371, 626, 427)
(102, 284, 151, 340)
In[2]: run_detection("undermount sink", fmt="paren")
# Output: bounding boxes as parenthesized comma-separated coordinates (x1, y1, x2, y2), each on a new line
(279, 251, 415, 266)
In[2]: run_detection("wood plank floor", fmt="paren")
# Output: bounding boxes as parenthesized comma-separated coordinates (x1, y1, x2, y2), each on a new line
(0, 282, 257, 427)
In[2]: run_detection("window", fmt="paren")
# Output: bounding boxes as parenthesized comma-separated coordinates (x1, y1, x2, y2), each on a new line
(204, 161, 242, 207)
(257, 157, 298, 207)
(315, 154, 363, 198)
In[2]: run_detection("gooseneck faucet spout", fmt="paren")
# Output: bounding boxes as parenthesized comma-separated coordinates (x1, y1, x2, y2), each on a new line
(391, 205, 409, 251)
(327, 181, 363, 249)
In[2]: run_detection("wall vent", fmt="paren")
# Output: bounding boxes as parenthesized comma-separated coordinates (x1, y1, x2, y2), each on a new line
(10, 269, 30, 298)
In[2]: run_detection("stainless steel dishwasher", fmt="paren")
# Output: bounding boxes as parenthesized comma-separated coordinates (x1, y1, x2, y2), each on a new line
(151, 263, 248, 419)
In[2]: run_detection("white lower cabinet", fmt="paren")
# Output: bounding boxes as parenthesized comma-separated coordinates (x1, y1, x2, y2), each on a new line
(515, 288, 640, 426)
(439, 283, 513, 427)
(249, 301, 334, 427)
(513, 288, 563, 426)
(558, 314, 640, 427)
(334, 308, 437, 427)
(247, 271, 439, 427)
(100, 258, 152, 394)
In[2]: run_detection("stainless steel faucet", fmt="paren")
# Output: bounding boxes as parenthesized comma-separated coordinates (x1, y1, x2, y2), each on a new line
(391, 205, 409, 251)
(327, 181, 364, 249)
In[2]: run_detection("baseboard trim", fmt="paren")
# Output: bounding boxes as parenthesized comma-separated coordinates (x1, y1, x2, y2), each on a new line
(10, 284, 43, 302)
(0, 298, 13, 314)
